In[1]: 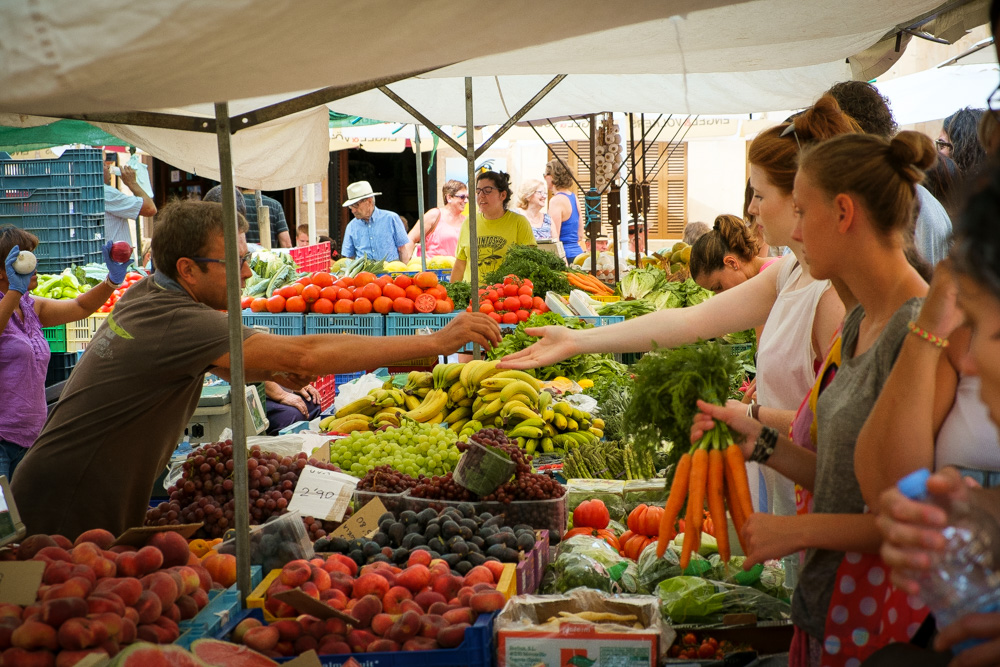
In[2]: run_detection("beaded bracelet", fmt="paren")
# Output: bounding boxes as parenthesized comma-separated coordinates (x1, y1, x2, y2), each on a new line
(907, 321, 949, 348)
(749, 426, 779, 463)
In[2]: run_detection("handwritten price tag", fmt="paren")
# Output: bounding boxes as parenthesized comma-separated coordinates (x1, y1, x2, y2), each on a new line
(288, 466, 358, 522)
(332, 497, 386, 541)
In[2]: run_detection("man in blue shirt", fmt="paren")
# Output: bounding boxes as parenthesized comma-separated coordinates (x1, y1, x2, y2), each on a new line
(341, 181, 410, 262)
(103, 155, 157, 246)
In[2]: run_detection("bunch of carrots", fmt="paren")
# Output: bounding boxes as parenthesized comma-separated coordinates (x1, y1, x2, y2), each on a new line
(567, 270, 615, 295)
(656, 422, 754, 569)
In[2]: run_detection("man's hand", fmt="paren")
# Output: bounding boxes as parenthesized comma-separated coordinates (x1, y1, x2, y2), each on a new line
(118, 165, 140, 189)
(434, 312, 502, 354)
(497, 325, 581, 370)
(296, 384, 321, 405)
(742, 513, 801, 568)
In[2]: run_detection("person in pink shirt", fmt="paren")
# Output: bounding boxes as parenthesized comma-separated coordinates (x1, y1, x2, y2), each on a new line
(407, 180, 467, 258)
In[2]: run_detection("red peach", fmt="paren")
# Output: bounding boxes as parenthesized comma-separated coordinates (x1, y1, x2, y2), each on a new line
(145, 531, 189, 568)
(73, 530, 115, 551)
(12, 621, 59, 651)
(243, 626, 280, 652)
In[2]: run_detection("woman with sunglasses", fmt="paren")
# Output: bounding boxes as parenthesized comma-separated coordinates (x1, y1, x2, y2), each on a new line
(406, 179, 468, 259)
(450, 171, 535, 284)
(0, 227, 130, 481)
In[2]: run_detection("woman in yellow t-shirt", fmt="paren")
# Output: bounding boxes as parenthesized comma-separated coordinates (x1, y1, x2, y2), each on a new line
(451, 171, 536, 284)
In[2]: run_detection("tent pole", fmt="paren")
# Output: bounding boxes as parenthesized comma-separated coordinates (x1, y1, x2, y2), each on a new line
(378, 87, 467, 155)
(588, 114, 598, 278)
(414, 127, 427, 272)
(641, 114, 649, 253)
(254, 190, 272, 250)
(307, 183, 316, 244)
(473, 75, 566, 159)
(629, 113, 639, 268)
(465, 78, 480, 360)
(213, 101, 252, 604)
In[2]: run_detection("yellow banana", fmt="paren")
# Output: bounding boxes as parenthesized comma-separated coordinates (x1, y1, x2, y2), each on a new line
(592, 418, 605, 430)
(553, 413, 568, 430)
(459, 359, 483, 394)
(537, 390, 552, 413)
(525, 438, 538, 454)
(501, 402, 539, 421)
(373, 414, 400, 428)
(467, 359, 500, 390)
(477, 390, 502, 403)
(499, 380, 539, 404)
(589, 427, 604, 438)
(571, 408, 586, 422)
(479, 377, 517, 391)
(442, 363, 464, 388)
(403, 394, 422, 411)
(567, 418, 579, 431)
(324, 416, 372, 434)
(491, 370, 542, 391)
(541, 437, 555, 453)
(405, 389, 449, 423)
(318, 414, 338, 430)
(472, 398, 503, 422)
(428, 411, 445, 425)
(450, 418, 469, 433)
(544, 423, 558, 438)
(494, 416, 504, 428)
(505, 394, 538, 409)
(335, 398, 377, 419)
(542, 408, 555, 422)
(552, 401, 574, 417)
(457, 396, 474, 408)
(444, 405, 471, 424)
(414, 386, 431, 398)
(508, 424, 544, 439)
(447, 382, 468, 405)
(510, 417, 546, 431)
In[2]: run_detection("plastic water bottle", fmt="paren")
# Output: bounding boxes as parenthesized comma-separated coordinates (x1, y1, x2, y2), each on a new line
(897, 468, 1000, 653)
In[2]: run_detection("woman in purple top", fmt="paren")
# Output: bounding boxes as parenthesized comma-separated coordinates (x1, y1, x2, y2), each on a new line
(0, 226, 128, 480)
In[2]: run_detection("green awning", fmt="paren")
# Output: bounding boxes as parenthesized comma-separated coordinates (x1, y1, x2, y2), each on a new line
(328, 111, 386, 128)
(0, 119, 130, 152)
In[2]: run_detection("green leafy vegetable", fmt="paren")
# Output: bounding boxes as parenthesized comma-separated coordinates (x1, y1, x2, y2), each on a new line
(444, 281, 472, 310)
(482, 244, 571, 294)
(620, 267, 667, 300)
(624, 340, 739, 466)
(596, 299, 655, 320)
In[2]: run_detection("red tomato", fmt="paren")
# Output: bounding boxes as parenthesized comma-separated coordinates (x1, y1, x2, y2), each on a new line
(414, 293, 437, 313)
(466, 305, 472, 312)
(485, 289, 500, 303)
(319, 286, 339, 301)
(240, 296, 253, 310)
(353, 297, 373, 314)
(425, 285, 448, 300)
(276, 285, 298, 299)
(383, 283, 405, 300)
(250, 297, 268, 313)
(501, 311, 519, 325)
(502, 296, 521, 312)
(126, 272, 143, 281)
(333, 299, 354, 314)
(503, 275, 520, 286)
(502, 283, 519, 297)
(339, 276, 356, 288)
(487, 311, 502, 323)
(375, 275, 392, 289)
(516, 309, 530, 322)
(296, 276, 312, 286)
(434, 299, 453, 314)
(353, 286, 365, 299)
(394, 274, 413, 289)
(301, 284, 321, 304)
(518, 284, 533, 297)
(285, 296, 307, 312)
(266, 295, 286, 313)
(404, 285, 423, 301)
(532, 296, 545, 310)
(530, 308, 542, 315)
(373, 296, 393, 314)
(414, 271, 438, 289)
(518, 294, 533, 309)
(311, 272, 334, 287)
(698, 644, 716, 659)
(479, 301, 495, 314)
(361, 283, 382, 301)
(337, 288, 355, 301)
(312, 297, 334, 314)
(354, 272, 376, 287)
(393, 297, 415, 314)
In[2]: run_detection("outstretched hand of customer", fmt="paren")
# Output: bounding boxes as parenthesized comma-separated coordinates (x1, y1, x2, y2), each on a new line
(498, 325, 580, 369)
(4, 245, 34, 294)
(436, 312, 502, 354)
(101, 241, 130, 285)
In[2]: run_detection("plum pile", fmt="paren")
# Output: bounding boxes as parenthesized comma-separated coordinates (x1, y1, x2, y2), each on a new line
(145, 441, 350, 540)
(315, 505, 537, 576)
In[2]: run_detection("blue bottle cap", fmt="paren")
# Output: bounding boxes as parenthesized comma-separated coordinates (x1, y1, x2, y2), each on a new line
(897, 468, 932, 500)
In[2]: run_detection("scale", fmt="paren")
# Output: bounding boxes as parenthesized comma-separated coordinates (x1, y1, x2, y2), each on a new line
(184, 383, 269, 444)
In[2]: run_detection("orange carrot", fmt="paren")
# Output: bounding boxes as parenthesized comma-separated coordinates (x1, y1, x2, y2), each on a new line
(707, 449, 730, 562)
(657, 452, 691, 557)
(724, 473, 749, 555)
(724, 444, 754, 522)
(680, 447, 708, 570)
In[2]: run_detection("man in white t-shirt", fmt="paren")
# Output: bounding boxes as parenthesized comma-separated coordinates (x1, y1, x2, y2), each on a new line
(103, 155, 157, 245)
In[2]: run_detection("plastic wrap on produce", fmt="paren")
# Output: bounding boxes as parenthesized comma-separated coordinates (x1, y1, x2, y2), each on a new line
(545, 535, 640, 594)
(657, 575, 791, 625)
(495, 588, 673, 667)
(567, 479, 625, 518)
(623, 478, 668, 512)
(332, 373, 384, 412)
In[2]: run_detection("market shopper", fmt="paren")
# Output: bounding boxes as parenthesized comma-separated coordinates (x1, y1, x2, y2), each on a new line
(295, 225, 310, 247)
(240, 189, 292, 248)
(450, 171, 536, 284)
(10, 200, 501, 539)
(689, 214, 776, 293)
(103, 156, 156, 245)
(940, 107, 988, 175)
(826, 79, 952, 266)
(513, 179, 552, 241)
(406, 179, 467, 258)
(0, 227, 128, 481)
(544, 160, 585, 262)
(690, 131, 936, 665)
(341, 181, 410, 263)
(263, 381, 321, 435)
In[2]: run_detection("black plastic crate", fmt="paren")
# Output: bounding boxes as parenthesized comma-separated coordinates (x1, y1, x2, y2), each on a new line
(45, 352, 78, 386)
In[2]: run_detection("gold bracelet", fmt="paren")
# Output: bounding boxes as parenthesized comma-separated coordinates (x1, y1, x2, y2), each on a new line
(907, 321, 949, 348)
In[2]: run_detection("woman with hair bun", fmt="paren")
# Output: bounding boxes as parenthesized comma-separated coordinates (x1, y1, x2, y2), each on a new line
(691, 131, 937, 666)
(690, 214, 777, 293)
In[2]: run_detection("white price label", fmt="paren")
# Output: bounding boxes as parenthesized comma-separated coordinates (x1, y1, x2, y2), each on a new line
(288, 466, 358, 522)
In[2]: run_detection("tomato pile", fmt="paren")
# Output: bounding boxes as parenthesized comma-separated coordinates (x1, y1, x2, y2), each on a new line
(466, 275, 549, 324)
(241, 271, 454, 315)
(96, 271, 144, 312)
(669, 633, 740, 660)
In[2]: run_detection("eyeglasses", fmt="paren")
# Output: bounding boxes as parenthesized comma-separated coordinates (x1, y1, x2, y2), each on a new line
(475, 186, 496, 196)
(452, 194, 469, 200)
(935, 139, 954, 152)
(533, 190, 546, 196)
(187, 252, 252, 267)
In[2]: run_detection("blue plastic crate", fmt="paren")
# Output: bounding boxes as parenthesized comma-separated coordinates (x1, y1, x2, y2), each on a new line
(385, 313, 457, 337)
(176, 566, 263, 644)
(306, 313, 383, 336)
(0, 148, 103, 191)
(45, 351, 77, 386)
(241, 311, 305, 336)
(334, 371, 364, 390)
(213, 607, 496, 667)
(574, 315, 625, 327)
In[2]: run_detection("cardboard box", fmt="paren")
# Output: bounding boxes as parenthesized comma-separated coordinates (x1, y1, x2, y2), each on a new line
(496, 589, 673, 667)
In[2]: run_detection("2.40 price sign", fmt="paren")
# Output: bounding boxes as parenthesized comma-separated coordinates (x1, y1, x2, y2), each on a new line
(287, 466, 358, 522)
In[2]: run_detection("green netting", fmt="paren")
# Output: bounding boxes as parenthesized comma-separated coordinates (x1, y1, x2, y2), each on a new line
(0, 120, 129, 152)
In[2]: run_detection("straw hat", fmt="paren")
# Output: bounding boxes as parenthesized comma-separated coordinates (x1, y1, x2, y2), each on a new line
(343, 181, 381, 207)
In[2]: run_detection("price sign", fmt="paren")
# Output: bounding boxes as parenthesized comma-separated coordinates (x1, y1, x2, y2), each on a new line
(331, 497, 387, 541)
(288, 466, 358, 522)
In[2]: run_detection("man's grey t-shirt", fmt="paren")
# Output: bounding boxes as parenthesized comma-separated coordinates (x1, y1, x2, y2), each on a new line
(914, 185, 952, 267)
(792, 297, 923, 640)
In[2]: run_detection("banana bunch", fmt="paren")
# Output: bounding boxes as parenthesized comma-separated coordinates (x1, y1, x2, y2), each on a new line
(402, 362, 465, 424)
(320, 382, 410, 433)
(542, 400, 605, 453)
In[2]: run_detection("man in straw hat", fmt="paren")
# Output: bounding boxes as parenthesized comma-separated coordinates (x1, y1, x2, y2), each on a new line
(341, 180, 410, 262)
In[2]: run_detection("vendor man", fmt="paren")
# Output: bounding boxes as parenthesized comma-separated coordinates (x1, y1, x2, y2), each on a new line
(103, 154, 156, 245)
(340, 181, 411, 263)
(11, 201, 500, 539)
